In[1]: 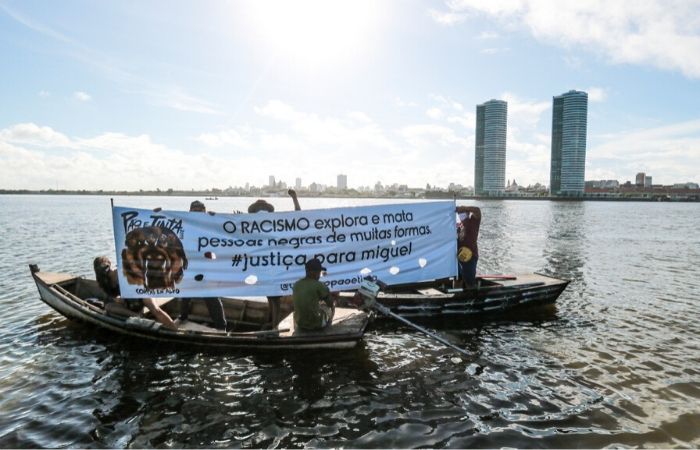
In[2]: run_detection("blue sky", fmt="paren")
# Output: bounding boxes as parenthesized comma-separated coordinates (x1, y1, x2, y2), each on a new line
(1, 0, 699, 190)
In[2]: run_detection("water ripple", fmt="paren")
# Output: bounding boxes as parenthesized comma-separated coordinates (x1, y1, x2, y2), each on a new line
(0, 196, 698, 447)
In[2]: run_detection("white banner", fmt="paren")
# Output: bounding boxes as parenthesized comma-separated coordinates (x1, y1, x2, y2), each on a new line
(112, 201, 458, 298)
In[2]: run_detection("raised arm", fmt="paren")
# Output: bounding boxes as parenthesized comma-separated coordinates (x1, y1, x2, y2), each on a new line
(288, 189, 301, 211)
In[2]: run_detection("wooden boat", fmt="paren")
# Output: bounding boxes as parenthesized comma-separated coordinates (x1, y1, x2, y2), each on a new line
(341, 273, 569, 318)
(29, 264, 368, 350)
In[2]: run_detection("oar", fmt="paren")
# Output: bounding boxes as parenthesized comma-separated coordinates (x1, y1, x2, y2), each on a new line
(370, 300, 471, 358)
(359, 277, 470, 357)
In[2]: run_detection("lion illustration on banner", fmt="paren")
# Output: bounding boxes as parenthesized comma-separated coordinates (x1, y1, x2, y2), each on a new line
(121, 226, 188, 290)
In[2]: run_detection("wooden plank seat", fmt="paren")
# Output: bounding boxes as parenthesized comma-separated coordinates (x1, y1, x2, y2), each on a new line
(277, 307, 366, 337)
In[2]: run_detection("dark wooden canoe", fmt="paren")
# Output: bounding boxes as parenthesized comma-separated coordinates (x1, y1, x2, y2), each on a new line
(340, 273, 569, 318)
(29, 264, 368, 350)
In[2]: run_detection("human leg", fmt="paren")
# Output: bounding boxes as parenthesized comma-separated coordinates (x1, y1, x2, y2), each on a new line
(143, 298, 178, 330)
(205, 298, 227, 330)
(319, 301, 335, 328)
(267, 296, 281, 328)
(460, 257, 478, 287)
(179, 298, 191, 320)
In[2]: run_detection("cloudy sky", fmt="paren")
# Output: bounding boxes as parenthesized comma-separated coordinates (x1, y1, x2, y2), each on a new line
(1, 0, 699, 190)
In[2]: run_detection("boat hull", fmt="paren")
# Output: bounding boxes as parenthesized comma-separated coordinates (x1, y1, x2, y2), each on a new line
(30, 265, 367, 350)
(372, 273, 569, 318)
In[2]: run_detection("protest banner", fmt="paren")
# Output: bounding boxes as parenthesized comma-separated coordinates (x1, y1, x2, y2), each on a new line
(112, 201, 458, 298)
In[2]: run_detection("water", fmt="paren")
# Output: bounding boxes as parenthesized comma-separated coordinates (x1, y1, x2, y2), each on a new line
(0, 195, 698, 448)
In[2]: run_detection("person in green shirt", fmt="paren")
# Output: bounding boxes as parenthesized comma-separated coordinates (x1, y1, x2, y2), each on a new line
(292, 258, 335, 330)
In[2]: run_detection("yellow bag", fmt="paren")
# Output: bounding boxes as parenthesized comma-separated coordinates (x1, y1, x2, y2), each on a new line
(458, 246, 473, 263)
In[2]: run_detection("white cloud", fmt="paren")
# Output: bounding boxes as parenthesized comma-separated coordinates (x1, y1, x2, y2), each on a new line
(499, 92, 549, 128)
(399, 124, 470, 148)
(195, 129, 249, 148)
(395, 97, 417, 108)
(0, 100, 479, 189)
(426, 107, 444, 120)
(428, 8, 468, 25)
(146, 87, 222, 115)
(429, 94, 464, 111)
(433, 0, 700, 78)
(476, 31, 500, 40)
(347, 111, 372, 123)
(447, 112, 476, 130)
(586, 87, 607, 103)
(2, 3, 222, 115)
(73, 91, 91, 102)
(588, 119, 700, 183)
(38, 90, 50, 98)
(0, 123, 73, 147)
(480, 47, 510, 54)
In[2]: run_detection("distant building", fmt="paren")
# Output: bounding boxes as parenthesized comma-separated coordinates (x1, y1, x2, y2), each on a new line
(268, 175, 276, 188)
(295, 178, 301, 189)
(673, 182, 699, 189)
(644, 176, 652, 188)
(636, 172, 646, 186)
(475, 99, 507, 195)
(586, 180, 620, 189)
(550, 90, 588, 196)
(505, 179, 519, 193)
(337, 174, 348, 190)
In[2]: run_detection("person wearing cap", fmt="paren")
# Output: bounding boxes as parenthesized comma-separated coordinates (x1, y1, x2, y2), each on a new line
(179, 200, 228, 330)
(292, 258, 335, 331)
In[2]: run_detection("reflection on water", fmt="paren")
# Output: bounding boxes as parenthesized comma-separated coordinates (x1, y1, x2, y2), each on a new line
(543, 202, 586, 281)
(0, 195, 698, 448)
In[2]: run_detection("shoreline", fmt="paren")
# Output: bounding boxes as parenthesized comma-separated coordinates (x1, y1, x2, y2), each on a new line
(1, 190, 698, 202)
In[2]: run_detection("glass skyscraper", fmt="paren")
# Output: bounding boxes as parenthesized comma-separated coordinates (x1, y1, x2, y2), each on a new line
(475, 99, 507, 196)
(550, 90, 588, 196)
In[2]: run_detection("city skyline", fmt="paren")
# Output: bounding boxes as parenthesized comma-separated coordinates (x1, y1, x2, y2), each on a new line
(1, 1, 699, 190)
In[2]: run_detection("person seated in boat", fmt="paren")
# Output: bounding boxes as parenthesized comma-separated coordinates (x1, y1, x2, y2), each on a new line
(93, 256, 178, 330)
(292, 258, 335, 331)
(456, 206, 481, 288)
(178, 200, 228, 330)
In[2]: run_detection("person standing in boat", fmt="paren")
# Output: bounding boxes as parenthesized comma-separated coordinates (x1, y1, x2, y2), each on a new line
(179, 200, 227, 330)
(246, 189, 301, 213)
(292, 258, 335, 331)
(456, 205, 481, 287)
(93, 256, 178, 330)
(246, 190, 301, 327)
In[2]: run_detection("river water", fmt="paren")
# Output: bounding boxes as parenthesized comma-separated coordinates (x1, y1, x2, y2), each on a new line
(0, 195, 698, 448)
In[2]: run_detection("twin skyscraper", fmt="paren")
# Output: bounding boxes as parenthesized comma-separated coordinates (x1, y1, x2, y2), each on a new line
(474, 90, 588, 197)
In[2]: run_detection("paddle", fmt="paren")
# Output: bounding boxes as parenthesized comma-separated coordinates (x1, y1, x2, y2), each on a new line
(358, 278, 470, 358)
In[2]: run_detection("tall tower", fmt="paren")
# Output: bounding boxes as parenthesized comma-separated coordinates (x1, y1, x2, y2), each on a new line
(550, 90, 588, 196)
(475, 99, 507, 196)
(337, 174, 348, 190)
(268, 175, 276, 188)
